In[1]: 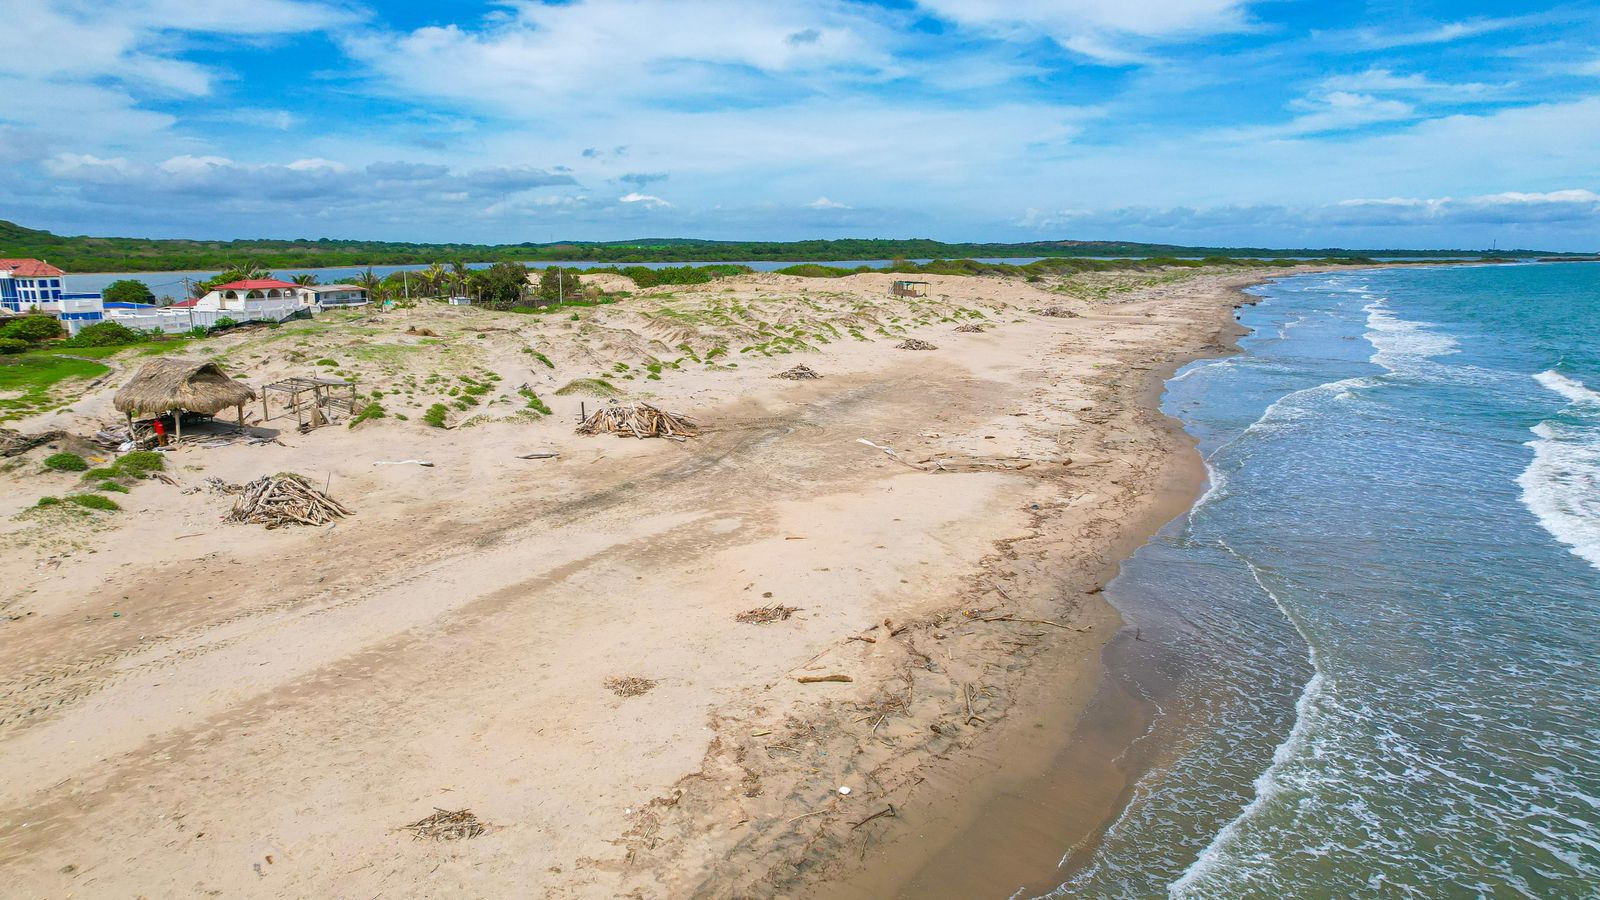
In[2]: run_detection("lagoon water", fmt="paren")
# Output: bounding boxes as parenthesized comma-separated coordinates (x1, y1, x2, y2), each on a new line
(1052, 263, 1600, 896)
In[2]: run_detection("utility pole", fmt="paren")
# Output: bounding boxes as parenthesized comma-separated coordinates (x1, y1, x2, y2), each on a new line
(557, 266, 564, 306)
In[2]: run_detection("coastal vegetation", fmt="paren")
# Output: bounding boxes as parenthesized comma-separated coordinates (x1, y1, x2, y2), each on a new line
(0, 218, 1555, 274)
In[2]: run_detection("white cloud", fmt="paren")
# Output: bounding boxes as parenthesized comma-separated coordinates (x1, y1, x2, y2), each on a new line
(915, 0, 1252, 64)
(1317, 68, 1506, 100)
(807, 196, 851, 209)
(342, 1, 901, 114)
(619, 192, 673, 207)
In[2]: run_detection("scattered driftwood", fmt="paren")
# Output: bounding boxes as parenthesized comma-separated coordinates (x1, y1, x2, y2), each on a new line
(0, 429, 68, 458)
(605, 676, 657, 697)
(577, 402, 696, 440)
(797, 674, 852, 684)
(517, 451, 559, 460)
(402, 808, 486, 842)
(953, 323, 986, 333)
(219, 473, 353, 528)
(772, 364, 823, 380)
(373, 459, 434, 467)
(405, 325, 439, 337)
(895, 339, 937, 351)
(1039, 306, 1080, 318)
(736, 604, 800, 624)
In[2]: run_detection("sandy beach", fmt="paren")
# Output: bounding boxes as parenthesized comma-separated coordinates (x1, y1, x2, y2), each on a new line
(1, 265, 1290, 897)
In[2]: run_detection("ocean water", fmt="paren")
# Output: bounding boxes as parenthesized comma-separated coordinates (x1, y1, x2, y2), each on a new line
(1049, 263, 1600, 897)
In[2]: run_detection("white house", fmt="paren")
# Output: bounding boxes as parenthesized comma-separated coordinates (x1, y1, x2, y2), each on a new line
(297, 283, 370, 309)
(190, 278, 304, 312)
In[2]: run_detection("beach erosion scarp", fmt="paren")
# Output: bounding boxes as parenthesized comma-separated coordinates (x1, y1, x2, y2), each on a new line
(0, 264, 1314, 898)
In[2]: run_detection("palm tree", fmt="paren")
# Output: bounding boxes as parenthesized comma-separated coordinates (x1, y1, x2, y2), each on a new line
(425, 263, 447, 298)
(451, 260, 470, 298)
(291, 273, 320, 286)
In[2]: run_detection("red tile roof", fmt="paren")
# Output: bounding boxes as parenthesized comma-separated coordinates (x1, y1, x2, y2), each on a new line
(208, 279, 300, 292)
(0, 258, 65, 277)
(169, 298, 199, 308)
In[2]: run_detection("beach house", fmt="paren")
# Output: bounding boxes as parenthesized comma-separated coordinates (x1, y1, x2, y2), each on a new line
(296, 283, 370, 309)
(0, 258, 105, 332)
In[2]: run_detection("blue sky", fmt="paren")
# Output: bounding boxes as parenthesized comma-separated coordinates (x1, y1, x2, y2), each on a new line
(2, 0, 1598, 249)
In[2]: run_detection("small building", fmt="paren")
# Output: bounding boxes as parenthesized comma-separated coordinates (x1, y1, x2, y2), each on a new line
(891, 280, 930, 298)
(112, 358, 258, 440)
(0, 258, 105, 332)
(297, 283, 370, 309)
(0, 258, 65, 311)
(193, 279, 303, 312)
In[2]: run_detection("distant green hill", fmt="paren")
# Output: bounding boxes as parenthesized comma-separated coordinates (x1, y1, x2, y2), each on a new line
(0, 219, 1567, 273)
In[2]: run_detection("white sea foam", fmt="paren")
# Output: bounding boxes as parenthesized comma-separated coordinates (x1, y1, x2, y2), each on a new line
(1534, 370, 1600, 407)
(1169, 541, 1329, 897)
(1364, 299, 1458, 371)
(1519, 371, 1600, 571)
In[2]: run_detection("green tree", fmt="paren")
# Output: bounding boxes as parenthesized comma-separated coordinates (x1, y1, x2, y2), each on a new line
(291, 273, 319, 286)
(473, 262, 531, 309)
(537, 267, 582, 304)
(102, 279, 154, 305)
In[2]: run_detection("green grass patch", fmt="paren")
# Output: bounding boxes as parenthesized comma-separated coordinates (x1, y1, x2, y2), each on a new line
(0, 354, 111, 421)
(349, 402, 387, 427)
(423, 403, 449, 427)
(43, 452, 88, 471)
(97, 480, 130, 493)
(65, 493, 120, 511)
(553, 377, 621, 397)
(518, 387, 553, 416)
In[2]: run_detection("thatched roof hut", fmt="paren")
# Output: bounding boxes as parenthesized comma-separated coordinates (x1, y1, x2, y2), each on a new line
(113, 358, 257, 421)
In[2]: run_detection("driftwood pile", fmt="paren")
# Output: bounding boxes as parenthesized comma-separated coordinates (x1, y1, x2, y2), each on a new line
(896, 339, 938, 351)
(402, 808, 486, 841)
(219, 473, 353, 528)
(772, 364, 823, 380)
(736, 604, 800, 624)
(0, 429, 68, 458)
(953, 323, 986, 333)
(577, 402, 696, 440)
(604, 676, 658, 697)
(1039, 306, 1081, 318)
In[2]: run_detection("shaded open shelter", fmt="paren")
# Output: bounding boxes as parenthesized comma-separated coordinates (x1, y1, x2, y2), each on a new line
(261, 376, 357, 430)
(112, 358, 258, 441)
(891, 280, 930, 298)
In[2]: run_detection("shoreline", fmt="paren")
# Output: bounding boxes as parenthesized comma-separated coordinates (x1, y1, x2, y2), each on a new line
(0, 265, 1339, 897)
(797, 276, 1269, 899)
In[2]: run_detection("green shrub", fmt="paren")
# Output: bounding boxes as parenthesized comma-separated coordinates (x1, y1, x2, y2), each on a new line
(112, 451, 165, 476)
(423, 403, 449, 427)
(0, 315, 64, 344)
(212, 316, 238, 330)
(349, 402, 387, 427)
(66, 493, 120, 511)
(0, 337, 28, 354)
(519, 387, 552, 416)
(526, 349, 555, 368)
(97, 480, 130, 493)
(60, 321, 144, 348)
(43, 452, 88, 472)
(36, 495, 61, 507)
(316, 358, 338, 367)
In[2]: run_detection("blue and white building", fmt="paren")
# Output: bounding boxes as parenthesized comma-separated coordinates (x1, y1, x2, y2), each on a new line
(0, 258, 105, 332)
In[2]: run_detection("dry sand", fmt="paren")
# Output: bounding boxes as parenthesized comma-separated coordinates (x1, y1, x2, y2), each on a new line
(0, 265, 1294, 897)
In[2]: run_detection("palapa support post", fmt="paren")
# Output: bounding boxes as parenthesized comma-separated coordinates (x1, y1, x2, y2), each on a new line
(173, 407, 183, 445)
(237, 403, 246, 434)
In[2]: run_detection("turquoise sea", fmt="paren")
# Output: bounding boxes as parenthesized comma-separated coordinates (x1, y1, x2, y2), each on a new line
(1051, 263, 1600, 897)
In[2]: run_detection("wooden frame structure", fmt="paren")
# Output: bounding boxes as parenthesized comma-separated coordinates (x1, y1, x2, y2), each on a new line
(891, 280, 930, 298)
(261, 376, 358, 429)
